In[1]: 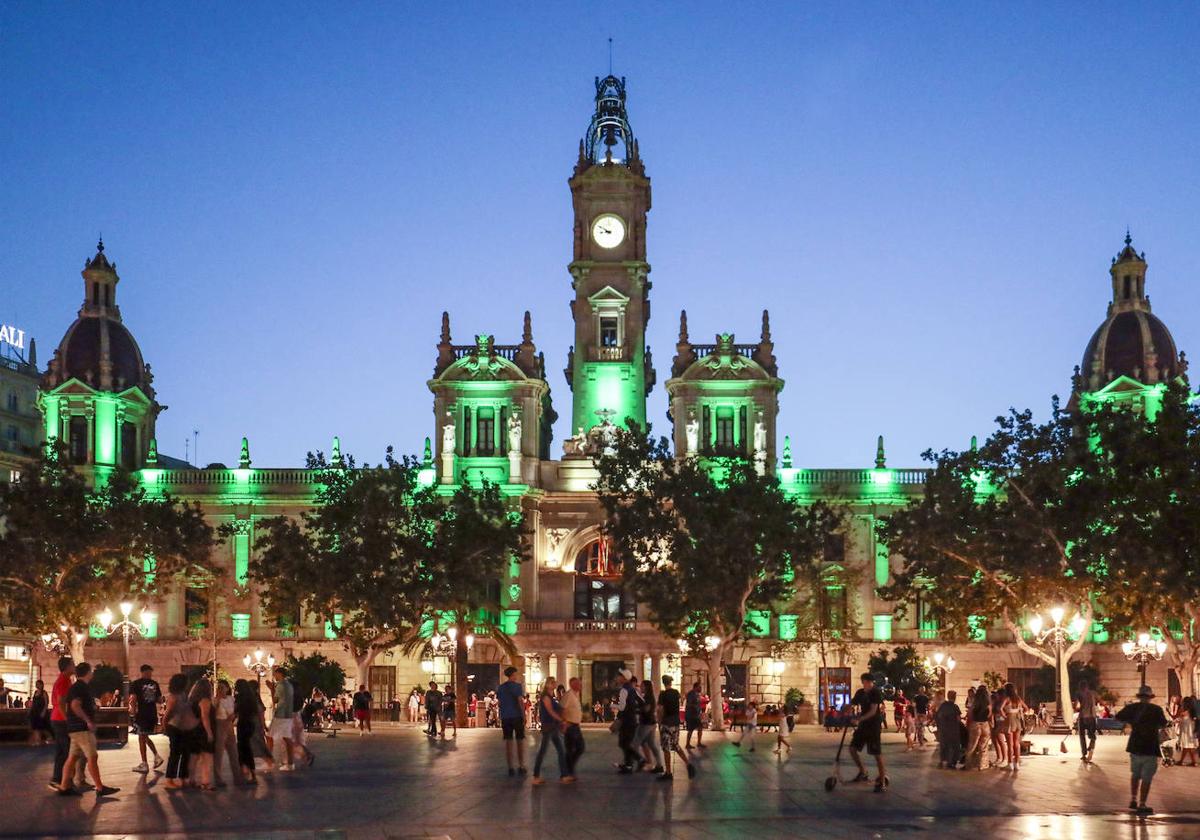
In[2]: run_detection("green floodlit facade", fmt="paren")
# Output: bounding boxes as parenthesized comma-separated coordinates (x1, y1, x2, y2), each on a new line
(16, 80, 1194, 708)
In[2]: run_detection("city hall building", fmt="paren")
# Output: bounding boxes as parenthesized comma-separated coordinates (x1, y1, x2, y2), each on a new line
(15, 75, 1191, 713)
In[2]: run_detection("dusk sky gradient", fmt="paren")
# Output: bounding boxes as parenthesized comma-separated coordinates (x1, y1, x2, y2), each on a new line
(4, 3, 1200, 468)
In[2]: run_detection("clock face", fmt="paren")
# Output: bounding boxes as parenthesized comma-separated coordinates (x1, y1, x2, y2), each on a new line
(591, 214, 626, 249)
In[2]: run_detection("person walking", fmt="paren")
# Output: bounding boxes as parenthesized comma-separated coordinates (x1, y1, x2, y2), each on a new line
(352, 684, 373, 734)
(561, 676, 585, 781)
(441, 687, 457, 738)
(55, 663, 119, 797)
(848, 672, 887, 792)
(407, 688, 420, 724)
(233, 679, 261, 783)
(28, 678, 51, 746)
(684, 681, 705, 750)
(162, 672, 199, 790)
(732, 700, 759, 752)
(423, 681, 443, 738)
(990, 686, 1009, 768)
(775, 693, 797, 755)
(963, 685, 992, 770)
(1116, 684, 1170, 814)
(1174, 696, 1197, 766)
(1000, 683, 1026, 770)
(48, 656, 78, 791)
(913, 686, 930, 748)
(187, 677, 217, 790)
(935, 690, 962, 769)
(657, 675, 694, 780)
(1077, 680, 1099, 763)
(212, 679, 240, 786)
(633, 679, 665, 771)
(614, 669, 643, 773)
(530, 678, 567, 785)
(128, 664, 164, 773)
(496, 666, 527, 776)
(266, 666, 296, 771)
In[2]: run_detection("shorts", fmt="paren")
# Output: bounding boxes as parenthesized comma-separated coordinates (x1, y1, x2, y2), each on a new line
(354, 709, 369, 721)
(1130, 753, 1159, 783)
(660, 725, 680, 752)
(443, 708, 455, 720)
(268, 716, 295, 740)
(685, 716, 701, 732)
(501, 717, 525, 740)
(291, 715, 307, 745)
(68, 730, 98, 761)
(850, 726, 882, 756)
(135, 716, 158, 735)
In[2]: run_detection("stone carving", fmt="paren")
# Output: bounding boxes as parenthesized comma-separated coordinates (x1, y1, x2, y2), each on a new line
(753, 411, 767, 476)
(684, 410, 699, 455)
(507, 410, 522, 453)
(441, 411, 456, 454)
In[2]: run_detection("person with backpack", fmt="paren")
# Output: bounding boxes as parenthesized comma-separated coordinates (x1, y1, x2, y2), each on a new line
(614, 669, 642, 773)
(1116, 685, 1170, 815)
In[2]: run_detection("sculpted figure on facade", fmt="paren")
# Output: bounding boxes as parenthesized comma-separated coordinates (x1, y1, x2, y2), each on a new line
(684, 410, 699, 455)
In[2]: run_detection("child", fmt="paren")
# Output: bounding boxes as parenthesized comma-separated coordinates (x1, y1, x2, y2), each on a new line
(775, 699, 796, 754)
(733, 700, 758, 752)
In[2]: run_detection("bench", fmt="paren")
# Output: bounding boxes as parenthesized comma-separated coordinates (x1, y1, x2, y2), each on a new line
(0, 707, 128, 745)
(728, 712, 783, 732)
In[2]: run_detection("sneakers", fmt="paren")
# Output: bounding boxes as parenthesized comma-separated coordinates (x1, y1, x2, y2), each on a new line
(560, 776, 575, 784)
(56, 786, 82, 797)
(1129, 800, 1138, 811)
(687, 763, 696, 779)
(153, 755, 164, 769)
(1137, 805, 1153, 815)
(96, 786, 120, 797)
(133, 762, 149, 773)
(279, 764, 294, 772)
(530, 776, 545, 786)
(651, 765, 664, 774)
(657, 773, 673, 781)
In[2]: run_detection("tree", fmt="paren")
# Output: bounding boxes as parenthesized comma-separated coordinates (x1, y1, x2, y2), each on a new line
(282, 652, 347, 701)
(401, 479, 527, 729)
(867, 645, 935, 700)
(250, 449, 428, 688)
(0, 445, 214, 661)
(594, 424, 841, 730)
(784, 559, 862, 712)
(879, 400, 1103, 721)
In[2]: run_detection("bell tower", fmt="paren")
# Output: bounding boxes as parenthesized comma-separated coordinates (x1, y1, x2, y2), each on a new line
(564, 74, 655, 435)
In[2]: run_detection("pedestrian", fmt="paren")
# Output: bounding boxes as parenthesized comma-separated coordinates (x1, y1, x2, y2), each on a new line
(964, 685, 992, 770)
(657, 675, 694, 780)
(562, 676, 585, 781)
(496, 666, 527, 776)
(614, 669, 643, 773)
(187, 677, 217, 790)
(733, 699, 758, 752)
(684, 681, 705, 750)
(1115, 684, 1170, 814)
(28, 678, 51, 746)
(211, 679, 240, 786)
(913, 686, 930, 747)
(407, 688, 420, 724)
(775, 693, 797, 754)
(441, 686, 457, 738)
(162, 672, 199, 790)
(290, 688, 315, 768)
(266, 666, 296, 771)
(892, 688, 908, 732)
(232, 679, 261, 783)
(352, 684, 372, 734)
(1000, 683, 1026, 770)
(935, 690, 962, 769)
(634, 678, 665, 770)
(530, 677, 567, 785)
(56, 663, 119, 797)
(128, 664, 164, 773)
(990, 686, 1008, 768)
(848, 672, 887, 792)
(48, 656, 80, 791)
(423, 681, 443, 738)
(1174, 696, 1197, 766)
(1077, 679, 1099, 763)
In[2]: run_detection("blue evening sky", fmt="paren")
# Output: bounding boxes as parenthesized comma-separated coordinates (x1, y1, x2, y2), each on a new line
(3, 3, 1199, 468)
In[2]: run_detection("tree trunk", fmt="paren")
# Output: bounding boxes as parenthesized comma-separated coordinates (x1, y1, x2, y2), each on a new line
(818, 636, 831, 714)
(1170, 636, 1199, 697)
(708, 648, 725, 731)
(68, 626, 88, 664)
(455, 633, 469, 729)
(354, 647, 378, 691)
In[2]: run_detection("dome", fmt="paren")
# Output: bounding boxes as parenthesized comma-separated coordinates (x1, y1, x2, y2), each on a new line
(1080, 309, 1179, 388)
(52, 315, 148, 391)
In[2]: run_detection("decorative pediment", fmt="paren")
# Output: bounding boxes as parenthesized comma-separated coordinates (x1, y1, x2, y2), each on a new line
(587, 285, 630, 308)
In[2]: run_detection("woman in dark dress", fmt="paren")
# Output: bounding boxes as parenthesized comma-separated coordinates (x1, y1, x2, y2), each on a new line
(28, 679, 51, 745)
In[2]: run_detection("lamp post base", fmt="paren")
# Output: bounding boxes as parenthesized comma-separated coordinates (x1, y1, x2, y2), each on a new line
(1046, 715, 1072, 735)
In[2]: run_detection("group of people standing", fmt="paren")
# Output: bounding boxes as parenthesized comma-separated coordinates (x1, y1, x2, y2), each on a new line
(44, 656, 318, 799)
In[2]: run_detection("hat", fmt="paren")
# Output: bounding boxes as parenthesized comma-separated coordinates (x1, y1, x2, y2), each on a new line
(1137, 685, 1155, 699)
(619, 668, 633, 680)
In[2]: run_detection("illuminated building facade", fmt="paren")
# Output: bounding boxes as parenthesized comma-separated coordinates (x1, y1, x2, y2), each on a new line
(20, 76, 1191, 709)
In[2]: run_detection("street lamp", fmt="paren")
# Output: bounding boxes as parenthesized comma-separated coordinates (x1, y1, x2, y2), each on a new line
(1121, 632, 1168, 688)
(96, 602, 155, 699)
(925, 650, 957, 692)
(430, 629, 474, 689)
(242, 648, 276, 680)
(1026, 607, 1087, 733)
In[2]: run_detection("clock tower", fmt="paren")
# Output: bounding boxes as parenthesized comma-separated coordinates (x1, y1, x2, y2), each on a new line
(564, 74, 655, 435)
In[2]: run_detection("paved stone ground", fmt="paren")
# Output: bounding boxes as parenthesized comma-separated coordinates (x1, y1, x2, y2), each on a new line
(1, 724, 1198, 838)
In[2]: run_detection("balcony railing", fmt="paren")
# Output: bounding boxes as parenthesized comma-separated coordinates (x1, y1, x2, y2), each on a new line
(518, 619, 642, 633)
(588, 346, 631, 362)
(451, 344, 521, 362)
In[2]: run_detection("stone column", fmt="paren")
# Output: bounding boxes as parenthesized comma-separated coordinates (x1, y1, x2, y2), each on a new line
(650, 652, 662, 691)
(556, 651, 568, 687)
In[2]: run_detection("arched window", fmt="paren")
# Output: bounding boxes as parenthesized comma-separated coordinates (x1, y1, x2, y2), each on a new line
(573, 538, 622, 577)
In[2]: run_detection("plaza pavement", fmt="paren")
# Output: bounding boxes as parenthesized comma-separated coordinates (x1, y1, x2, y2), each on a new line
(0, 724, 1197, 839)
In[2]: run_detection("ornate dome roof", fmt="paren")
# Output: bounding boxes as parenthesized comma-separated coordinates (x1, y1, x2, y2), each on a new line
(42, 240, 154, 396)
(1077, 233, 1185, 392)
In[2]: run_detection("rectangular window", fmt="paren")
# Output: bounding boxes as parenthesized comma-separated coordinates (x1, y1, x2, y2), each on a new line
(701, 405, 712, 453)
(4, 425, 15, 442)
(818, 667, 853, 715)
(184, 587, 209, 630)
(230, 613, 250, 640)
(476, 407, 495, 456)
(120, 421, 137, 470)
(714, 407, 735, 453)
(5, 392, 16, 411)
(233, 526, 250, 586)
(914, 591, 938, 639)
(823, 533, 846, 565)
(599, 316, 619, 347)
(574, 576, 636, 620)
(723, 663, 748, 701)
(873, 614, 893, 641)
(69, 416, 88, 464)
(461, 405, 472, 455)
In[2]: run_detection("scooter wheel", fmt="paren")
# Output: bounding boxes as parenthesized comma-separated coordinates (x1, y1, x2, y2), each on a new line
(824, 776, 837, 791)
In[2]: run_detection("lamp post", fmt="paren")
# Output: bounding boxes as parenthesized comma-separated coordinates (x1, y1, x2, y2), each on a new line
(1026, 607, 1087, 734)
(925, 650, 957, 693)
(1121, 632, 1168, 688)
(430, 627, 474, 690)
(242, 648, 275, 681)
(96, 602, 155, 699)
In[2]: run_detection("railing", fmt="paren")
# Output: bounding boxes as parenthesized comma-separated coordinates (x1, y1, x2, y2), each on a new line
(145, 468, 317, 487)
(0, 355, 36, 375)
(451, 344, 521, 361)
(588, 346, 631, 362)
(691, 343, 759, 359)
(564, 620, 639, 632)
(786, 468, 928, 486)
